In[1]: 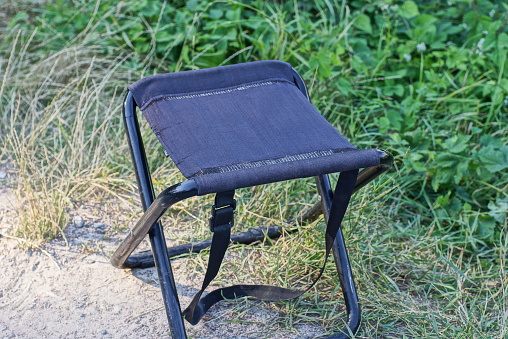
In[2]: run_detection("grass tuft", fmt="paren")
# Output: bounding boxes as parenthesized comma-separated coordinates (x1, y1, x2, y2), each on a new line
(0, 29, 140, 244)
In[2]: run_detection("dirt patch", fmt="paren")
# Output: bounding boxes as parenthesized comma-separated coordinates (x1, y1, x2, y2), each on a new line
(0, 187, 325, 338)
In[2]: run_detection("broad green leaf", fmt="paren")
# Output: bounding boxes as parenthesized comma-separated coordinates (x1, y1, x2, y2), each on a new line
(432, 153, 470, 190)
(208, 9, 223, 19)
(443, 135, 471, 154)
(413, 14, 438, 26)
(400, 1, 420, 19)
(186, 0, 200, 12)
(480, 135, 503, 148)
(477, 145, 508, 173)
(225, 28, 237, 41)
(436, 193, 451, 208)
(407, 152, 427, 173)
(498, 33, 508, 49)
(354, 14, 372, 34)
(499, 78, 508, 92)
(492, 89, 504, 105)
(432, 169, 454, 191)
(463, 11, 478, 28)
(410, 161, 426, 172)
(351, 55, 368, 75)
(386, 110, 403, 129)
(455, 159, 470, 184)
(155, 31, 173, 43)
(447, 197, 463, 216)
(141, 3, 157, 17)
(317, 61, 331, 78)
(475, 216, 496, 242)
(225, 8, 241, 21)
(337, 78, 355, 95)
(383, 85, 404, 97)
(488, 197, 508, 223)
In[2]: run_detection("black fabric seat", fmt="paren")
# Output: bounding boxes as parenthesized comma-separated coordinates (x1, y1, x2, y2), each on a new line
(128, 60, 379, 195)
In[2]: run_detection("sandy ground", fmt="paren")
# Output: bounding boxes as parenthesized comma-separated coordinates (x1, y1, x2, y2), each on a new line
(0, 186, 325, 338)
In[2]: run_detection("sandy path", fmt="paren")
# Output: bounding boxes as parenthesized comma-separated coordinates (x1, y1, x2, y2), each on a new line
(0, 187, 323, 338)
(0, 239, 170, 338)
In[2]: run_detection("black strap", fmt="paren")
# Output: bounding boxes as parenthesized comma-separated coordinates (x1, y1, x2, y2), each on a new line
(183, 170, 358, 325)
(183, 190, 236, 324)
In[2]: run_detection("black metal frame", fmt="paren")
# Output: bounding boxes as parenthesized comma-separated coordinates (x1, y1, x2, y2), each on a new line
(111, 71, 393, 339)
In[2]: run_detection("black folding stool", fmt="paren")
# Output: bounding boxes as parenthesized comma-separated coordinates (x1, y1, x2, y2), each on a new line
(111, 61, 392, 338)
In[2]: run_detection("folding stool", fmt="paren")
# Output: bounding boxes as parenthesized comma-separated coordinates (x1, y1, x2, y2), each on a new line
(111, 61, 392, 338)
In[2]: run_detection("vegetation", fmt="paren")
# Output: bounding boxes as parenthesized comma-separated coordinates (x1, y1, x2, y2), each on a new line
(0, 0, 506, 337)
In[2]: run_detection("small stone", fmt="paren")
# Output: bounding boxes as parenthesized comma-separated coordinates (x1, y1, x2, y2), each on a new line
(93, 223, 105, 229)
(73, 216, 84, 228)
(0, 172, 6, 179)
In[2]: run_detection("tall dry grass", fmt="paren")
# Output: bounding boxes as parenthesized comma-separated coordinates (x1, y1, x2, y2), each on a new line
(0, 32, 142, 245)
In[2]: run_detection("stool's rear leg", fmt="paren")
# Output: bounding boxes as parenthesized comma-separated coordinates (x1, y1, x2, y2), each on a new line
(123, 92, 188, 339)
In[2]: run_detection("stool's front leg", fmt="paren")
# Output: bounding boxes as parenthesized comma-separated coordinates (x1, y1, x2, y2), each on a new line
(117, 91, 194, 338)
(314, 151, 393, 337)
(316, 174, 361, 338)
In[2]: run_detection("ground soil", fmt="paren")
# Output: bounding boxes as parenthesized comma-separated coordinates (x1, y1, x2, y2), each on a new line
(0, 186, 324, 338)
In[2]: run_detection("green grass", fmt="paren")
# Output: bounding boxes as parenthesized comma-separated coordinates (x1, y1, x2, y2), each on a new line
(0, 0, 507, 337)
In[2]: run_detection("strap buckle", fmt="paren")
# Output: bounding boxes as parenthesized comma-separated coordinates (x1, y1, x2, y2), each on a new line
(209, 199, 236, 232)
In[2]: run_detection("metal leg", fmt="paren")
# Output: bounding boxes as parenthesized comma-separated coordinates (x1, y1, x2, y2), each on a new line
(316, 174, 361, 338)
(111, 180, 199, 269)
(121, 92, 188, 339)
(294, 68, 390, 338)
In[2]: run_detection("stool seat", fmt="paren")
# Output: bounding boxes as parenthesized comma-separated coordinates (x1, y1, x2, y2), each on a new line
(128, 61, 379, 195)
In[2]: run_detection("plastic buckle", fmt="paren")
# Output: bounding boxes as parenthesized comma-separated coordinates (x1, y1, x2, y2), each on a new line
(209, 199, 236, 232)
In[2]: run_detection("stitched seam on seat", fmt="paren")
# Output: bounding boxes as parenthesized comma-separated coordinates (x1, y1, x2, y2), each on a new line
(139, 78, 295, 110)
(190, 148, 358, 177)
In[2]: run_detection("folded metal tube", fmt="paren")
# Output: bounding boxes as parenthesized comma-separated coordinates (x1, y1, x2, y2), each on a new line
(111, 150, 392, 338)
(294, 69, 392, 338)
(110, 180, 198, 269)
(122, 224, 286, 268)
(118, 194, 323, 269)
(313, 150, 392, 338)
(119, 91, 190, 339)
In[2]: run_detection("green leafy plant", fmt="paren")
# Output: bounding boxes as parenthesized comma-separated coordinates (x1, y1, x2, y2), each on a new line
(5, 0, 507, 249)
